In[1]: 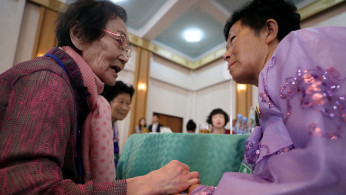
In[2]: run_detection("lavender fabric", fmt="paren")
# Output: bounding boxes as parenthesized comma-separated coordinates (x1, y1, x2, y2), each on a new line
(193, 27, 346, 194)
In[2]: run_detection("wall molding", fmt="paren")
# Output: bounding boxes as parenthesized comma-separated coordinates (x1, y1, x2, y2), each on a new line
(298, 0, 345, 20)
(29, 0, 345, 70)
(30, 0, 67, 12)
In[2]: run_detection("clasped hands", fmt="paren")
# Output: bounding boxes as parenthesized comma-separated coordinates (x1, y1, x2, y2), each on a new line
(150, 160, 200, 195)
(127, 160, 200, 195)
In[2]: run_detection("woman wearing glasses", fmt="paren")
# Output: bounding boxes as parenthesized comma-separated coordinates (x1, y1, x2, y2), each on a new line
(0, 0, 199, 194)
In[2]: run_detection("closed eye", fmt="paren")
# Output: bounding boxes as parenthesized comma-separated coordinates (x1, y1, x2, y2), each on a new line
(110, 34, 122, 44)
(115, 38, 122, 45)
(230, 36, 236, 42)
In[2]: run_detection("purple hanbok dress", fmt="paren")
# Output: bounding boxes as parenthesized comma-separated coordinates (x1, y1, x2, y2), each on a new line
(192, 26, 346, 194)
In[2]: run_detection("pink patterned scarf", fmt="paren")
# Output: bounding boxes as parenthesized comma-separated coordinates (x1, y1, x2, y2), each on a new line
(62, 46, 116, 182)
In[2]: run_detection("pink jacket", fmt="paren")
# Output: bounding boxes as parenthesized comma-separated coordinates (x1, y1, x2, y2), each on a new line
(0, 48, 126, 194)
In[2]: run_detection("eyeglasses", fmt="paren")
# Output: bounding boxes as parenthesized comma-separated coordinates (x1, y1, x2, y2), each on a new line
(100, 28, 132, 58)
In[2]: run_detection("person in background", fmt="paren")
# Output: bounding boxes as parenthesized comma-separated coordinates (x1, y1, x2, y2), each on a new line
(190, 0, 346, 194)
(100, 80, 134, 170)
(135, 117, 147, 134)
(148, 113, 163, 133)
(0, 0, 200, 194)
(186, 119, 197, 133)
(206, 108, 231, 134)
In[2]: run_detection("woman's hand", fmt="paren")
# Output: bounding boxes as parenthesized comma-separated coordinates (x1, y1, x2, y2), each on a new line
(127, 160, 200, 195)
(148, 160, 200, 194)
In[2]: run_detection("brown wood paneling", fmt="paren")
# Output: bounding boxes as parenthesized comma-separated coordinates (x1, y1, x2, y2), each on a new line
(32, 7, 45, 59)
(154, 112, 183, 133)
(129, 47, 151, 135)
(236, 84, 252, 117)
(33, 7, 58, 58)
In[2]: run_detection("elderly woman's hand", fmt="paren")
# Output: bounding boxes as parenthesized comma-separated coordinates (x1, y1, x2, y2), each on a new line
(148, 160, 200, 194)
(126, 160, 200, 195)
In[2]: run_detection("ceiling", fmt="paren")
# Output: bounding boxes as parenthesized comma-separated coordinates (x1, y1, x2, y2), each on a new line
(51, 0, 338, 69)
(121, 0, 247, 61)
(110, 0, 319, 68)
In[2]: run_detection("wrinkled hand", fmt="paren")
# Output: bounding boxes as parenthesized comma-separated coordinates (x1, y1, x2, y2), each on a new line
(147, 160, 200, 194)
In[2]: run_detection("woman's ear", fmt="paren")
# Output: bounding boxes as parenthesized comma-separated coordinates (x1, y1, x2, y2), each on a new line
(70, 22, 84, 51)
(264, 19, 279, 44)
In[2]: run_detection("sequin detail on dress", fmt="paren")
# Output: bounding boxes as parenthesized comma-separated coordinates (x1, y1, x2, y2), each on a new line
(280, 66, 345, 139)
(308, 123, 343, 140)
(260, 57, 277, 108)
(190, 185, 215, 195)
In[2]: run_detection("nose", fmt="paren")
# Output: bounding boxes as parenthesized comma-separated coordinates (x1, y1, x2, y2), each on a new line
(223, 48, 231, 61)
(119, 51, 129, 64)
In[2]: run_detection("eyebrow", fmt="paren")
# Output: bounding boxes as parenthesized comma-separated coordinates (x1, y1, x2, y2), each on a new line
(118, 31, 128, 37)
(116, 30, 129, 38)
(228, 29, 236, 38)
(103, 28, 129, 40)
(116, 26, 128, 35)
(116, 96, 131, 100)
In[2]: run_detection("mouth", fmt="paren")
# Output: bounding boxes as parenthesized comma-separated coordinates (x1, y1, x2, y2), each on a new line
(229, 61, 236, 69)
(119, 112, 128, 117)
(111, 65, 122, 74)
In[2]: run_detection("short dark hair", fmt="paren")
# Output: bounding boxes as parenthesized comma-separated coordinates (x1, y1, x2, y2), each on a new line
(186, 119, 196, 131)
(56, 0, 127, 51)
(101, 81, 134, 102)
(224, 0, 300, 41)
(206, 108, 229, 127)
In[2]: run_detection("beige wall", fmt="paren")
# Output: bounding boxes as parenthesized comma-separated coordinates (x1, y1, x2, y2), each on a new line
(147, 55, 234, 131)
(0, 0, 25, 73)
(116, 50, 136, 152)
(14, 3, 41, 65)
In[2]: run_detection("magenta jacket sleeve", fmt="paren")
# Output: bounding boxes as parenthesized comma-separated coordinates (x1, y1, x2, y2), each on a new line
(0, 66, 126, 194)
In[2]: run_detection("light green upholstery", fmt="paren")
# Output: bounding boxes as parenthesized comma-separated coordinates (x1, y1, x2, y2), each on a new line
(117, 133, 249, 186)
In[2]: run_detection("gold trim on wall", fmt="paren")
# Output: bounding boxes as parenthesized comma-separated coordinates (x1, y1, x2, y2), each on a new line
(32, 7, 58, 58)
(32, 7, 46, 59)
(128, 47, 151, 136)
(29, 0, 345, 69)
(30, 0, 68, 12)
(129, 32, 227, 70)
(298, 0, 345, 20)
(128, 34, 192, 69)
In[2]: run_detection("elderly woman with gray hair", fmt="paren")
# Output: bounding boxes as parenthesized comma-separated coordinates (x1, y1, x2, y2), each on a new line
(0, 0, 199, 194)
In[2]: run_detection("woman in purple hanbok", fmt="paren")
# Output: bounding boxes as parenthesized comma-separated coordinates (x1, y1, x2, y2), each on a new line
(0, 1, 200, 194)
(190, 0, 346, 194)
